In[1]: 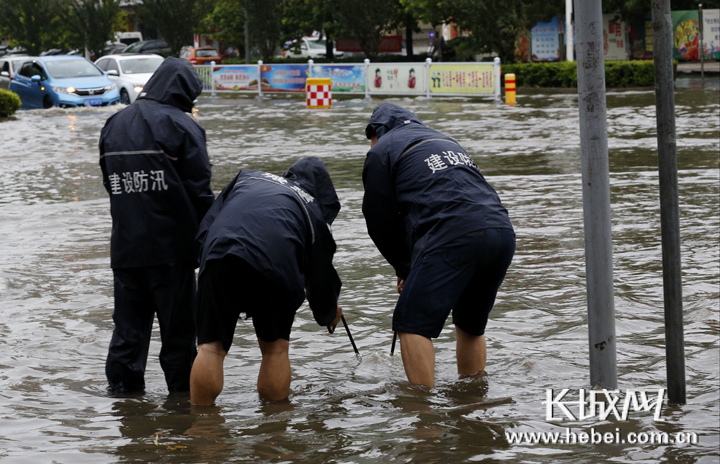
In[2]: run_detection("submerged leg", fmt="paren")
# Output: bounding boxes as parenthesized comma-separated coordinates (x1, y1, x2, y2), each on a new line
(398, 331, 435, 388)
(190, 341, 226, 406)
(456, 326, 486, 376)
(257, 338, 291, 401)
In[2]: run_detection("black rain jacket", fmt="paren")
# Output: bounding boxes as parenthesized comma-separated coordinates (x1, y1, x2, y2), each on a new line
(197, 157, 341, 327)
(99, 57, 214, 269)
(362, 103, 513, 280)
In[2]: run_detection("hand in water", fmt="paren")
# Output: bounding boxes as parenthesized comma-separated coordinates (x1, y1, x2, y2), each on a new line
(327, 304, 343, 333)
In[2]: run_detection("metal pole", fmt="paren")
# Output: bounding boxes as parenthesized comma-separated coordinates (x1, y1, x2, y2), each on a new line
(257, 60, 263, 99)
(494, 57, 501, 102)
(566, 0, 574, 62)
(210, 61, 216, 98)
(425, 57, 432, 100)
(699, 4, 705, 82)
(245, 8, 250, 65)
(651, 0, 687, 405)
(573, 0, 618, 389)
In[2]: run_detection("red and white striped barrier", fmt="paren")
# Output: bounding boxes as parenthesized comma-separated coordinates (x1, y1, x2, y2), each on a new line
(306, 78, 332, 109)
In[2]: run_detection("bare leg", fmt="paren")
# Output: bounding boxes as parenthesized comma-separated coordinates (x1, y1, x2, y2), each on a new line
(257, 338, 291, 401)
(190, 341, 226, 406)
(456, 326, 486, 377)
(398, 331, 435, 388)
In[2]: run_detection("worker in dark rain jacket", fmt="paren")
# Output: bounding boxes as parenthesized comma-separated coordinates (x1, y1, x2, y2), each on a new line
(362, 103, 515, 388)
(99, 57, 214, 393)
(190, 157, 343, 405)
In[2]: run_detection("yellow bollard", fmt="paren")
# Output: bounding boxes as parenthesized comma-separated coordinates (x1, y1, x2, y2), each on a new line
(306, 78, 332, 109)
(505, 73, 516, 106)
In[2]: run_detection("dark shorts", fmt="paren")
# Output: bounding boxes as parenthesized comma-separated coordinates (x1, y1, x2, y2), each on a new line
(195, 255, 297, 352)
(393, 228, 515, 339)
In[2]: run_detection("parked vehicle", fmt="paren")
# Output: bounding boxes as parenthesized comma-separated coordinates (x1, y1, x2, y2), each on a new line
(9, 56, 120, 109)
(99, 43, 128, 58)
(179, 46, 223, 65)
(123, 39, 170, 56)
(114, 31, 143, 47)
(0, 55, 34, 90)
(95, 54, 164, 104)
(283, 38, 343, 59)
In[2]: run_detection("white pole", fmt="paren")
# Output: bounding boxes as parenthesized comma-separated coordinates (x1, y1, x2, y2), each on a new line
(257, 60, 263, 98)
(493, 57, 501, 102)
(566, 0, 574, 61)
(364, 58, 370, 100)
(425, 57, 432, 100)
(210, 61, 216, 97)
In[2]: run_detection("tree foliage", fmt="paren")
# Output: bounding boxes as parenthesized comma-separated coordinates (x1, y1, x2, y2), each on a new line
(0, 0, 68, 55)
(136, 0, 214, 56)
(63, 0, 121, 59)
(335, 0, 401, 59)
(246, 0, 284, 61)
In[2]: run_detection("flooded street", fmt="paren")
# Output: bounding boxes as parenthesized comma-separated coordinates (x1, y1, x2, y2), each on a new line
(0, 78, 718, 463)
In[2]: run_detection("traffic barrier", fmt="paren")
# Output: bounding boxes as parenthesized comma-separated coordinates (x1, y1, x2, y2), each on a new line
(505, 73, 516, 106)
(306, 78, 332, 108)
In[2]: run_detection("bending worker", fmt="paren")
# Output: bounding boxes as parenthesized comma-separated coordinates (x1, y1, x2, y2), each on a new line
(99, 57, 214, 393)
(190, 157, 343, 405)
(362, 103, 515, 388)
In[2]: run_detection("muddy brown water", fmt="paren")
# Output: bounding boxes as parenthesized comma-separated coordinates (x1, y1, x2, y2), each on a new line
(0, 77, 718, 463)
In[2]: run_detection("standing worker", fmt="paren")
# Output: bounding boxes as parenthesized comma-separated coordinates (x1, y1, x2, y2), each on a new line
(99, 57, 214, 393)
(362, 103, 515, 388)
(190, 157, 343, 405)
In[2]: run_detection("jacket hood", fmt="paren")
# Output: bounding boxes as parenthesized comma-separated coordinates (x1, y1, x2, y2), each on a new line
(138, 57, 202, 112)
(284, 157, 341, 225)
(365, 102, 424, 139)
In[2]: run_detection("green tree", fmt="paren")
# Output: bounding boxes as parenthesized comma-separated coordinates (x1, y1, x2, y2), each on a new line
(202, 0, 246, 57)
(246, 0, 283, 61)
(336, 0, 400, 59)
(136, 0, 214, 56)
(0, 0, 67, 55)
(282, 0, 342, 59)
(63, 0, 121, 59)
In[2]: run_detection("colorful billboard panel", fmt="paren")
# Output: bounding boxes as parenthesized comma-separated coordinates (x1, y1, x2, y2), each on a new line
(260, 64, 308, 92)
(672, 10, 700, 60)
(367, 64, 425, 94)
(213, 65, 258, 91)
(311, 65, 365, 92)
(603, 14, 628, 60)
(531, 17, 560, 62)
(704, 9, 720, 60)
(428, 64, 494, 95)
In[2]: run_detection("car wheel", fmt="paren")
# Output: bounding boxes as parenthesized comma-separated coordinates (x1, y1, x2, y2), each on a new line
(120, 89, 130, 105)
(43, 95, 54, 109)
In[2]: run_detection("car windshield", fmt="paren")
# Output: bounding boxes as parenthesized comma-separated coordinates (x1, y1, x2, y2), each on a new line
(45, 59, 103, 79)
(307, 40, 326, 50)
(120, 56, 164, 74)
(195, 49, 218, 57)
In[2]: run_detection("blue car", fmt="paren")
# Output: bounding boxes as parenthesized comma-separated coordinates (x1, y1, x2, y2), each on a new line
(9, 55, 120, 109)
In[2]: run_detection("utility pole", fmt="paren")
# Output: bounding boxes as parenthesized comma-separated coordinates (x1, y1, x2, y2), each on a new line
(566, 0, 574, 61)
(574, 0, 618, 389)
(651, 0, 687, 405)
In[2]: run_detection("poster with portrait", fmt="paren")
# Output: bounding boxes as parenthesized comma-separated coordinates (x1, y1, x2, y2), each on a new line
(366, 64, 425, 94)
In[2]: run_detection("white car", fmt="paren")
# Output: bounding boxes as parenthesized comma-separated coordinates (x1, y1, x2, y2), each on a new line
(94, 54, 164, 104)
(0, 55, 34, 90)
(284, 38, 343, 59)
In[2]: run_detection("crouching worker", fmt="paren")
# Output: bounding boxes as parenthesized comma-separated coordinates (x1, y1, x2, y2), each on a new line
(362, 103, 515, 388)
(190, 157, 343, 405)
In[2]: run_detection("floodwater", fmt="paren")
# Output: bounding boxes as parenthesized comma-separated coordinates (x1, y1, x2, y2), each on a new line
(0, 76, 718, 463)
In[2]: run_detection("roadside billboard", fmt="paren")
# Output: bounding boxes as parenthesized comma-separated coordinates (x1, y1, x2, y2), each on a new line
(260, 64, 307, 92)
(367, 64, 425, 94)
(213, 65, 258, 91)
(603, 14, 628, 60)
(702, 9, 720, 60)
(428, 64, 495, 95)
(531, 17, 560, 62)
(311, 65, 365, 92)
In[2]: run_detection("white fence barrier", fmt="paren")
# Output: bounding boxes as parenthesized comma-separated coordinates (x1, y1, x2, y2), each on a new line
(194, 58, 502, 100)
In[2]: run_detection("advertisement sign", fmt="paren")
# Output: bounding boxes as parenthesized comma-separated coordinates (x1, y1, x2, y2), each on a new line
(367, 64, 425, 94)
(603, 15, 628, 60)
(213, 65, 258, 91)
(671, 10, 700, 60)
(428, 64, 495, 95)
(702, 9, 720, 60)
(531, 17, 560, 61)
(260, 64, 308, 92)
(311, 65, 365, 92)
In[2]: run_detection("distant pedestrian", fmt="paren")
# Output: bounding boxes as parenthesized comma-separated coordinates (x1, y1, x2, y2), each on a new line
(190, 158, 343, 405)
(362, 103, 515, 388)
(99, 57, 214, 393)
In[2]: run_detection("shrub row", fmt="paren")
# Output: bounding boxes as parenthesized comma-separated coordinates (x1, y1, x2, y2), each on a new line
(0, 88, 22, 117)
(502, 60, 676, 88)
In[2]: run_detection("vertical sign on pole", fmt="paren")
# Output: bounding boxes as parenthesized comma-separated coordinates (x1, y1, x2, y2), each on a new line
(651, 0, 687, 405)
(574, 0, 618, 390)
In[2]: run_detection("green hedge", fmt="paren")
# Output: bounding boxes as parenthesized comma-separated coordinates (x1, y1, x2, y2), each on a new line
(502, 60, 676, 88)
(0, 88, 22, 117)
